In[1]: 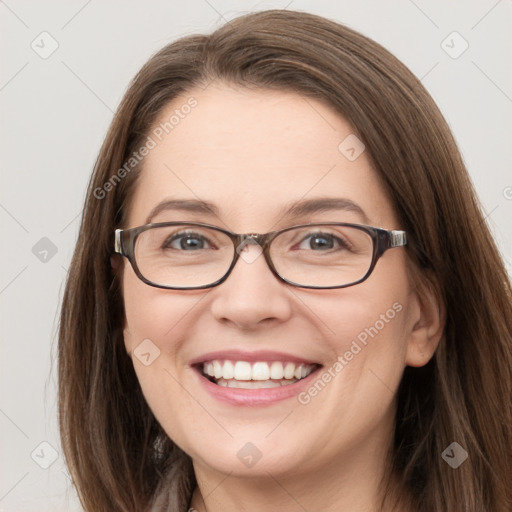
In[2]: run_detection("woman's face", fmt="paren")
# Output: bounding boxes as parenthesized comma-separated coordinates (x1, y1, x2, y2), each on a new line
(121, 83, 430, 480)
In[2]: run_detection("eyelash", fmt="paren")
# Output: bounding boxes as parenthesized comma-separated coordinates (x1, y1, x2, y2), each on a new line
(164, 231, 216, 250)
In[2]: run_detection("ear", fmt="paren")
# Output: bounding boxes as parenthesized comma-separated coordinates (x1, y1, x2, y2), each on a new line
(111, 254, 120, 272)
(405, 277, 445, 367)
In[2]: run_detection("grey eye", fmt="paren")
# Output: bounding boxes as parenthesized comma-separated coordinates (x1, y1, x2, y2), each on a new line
(297, 233, 348, 251)
(165, 233, 211, 250)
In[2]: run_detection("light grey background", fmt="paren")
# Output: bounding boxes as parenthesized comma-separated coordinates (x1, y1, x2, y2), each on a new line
(1, 1, 510, 510)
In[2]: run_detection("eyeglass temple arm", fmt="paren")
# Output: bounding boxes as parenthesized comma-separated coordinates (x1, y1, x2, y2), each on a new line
(114, 229, 124, 255)
(389, 230, 407, 248)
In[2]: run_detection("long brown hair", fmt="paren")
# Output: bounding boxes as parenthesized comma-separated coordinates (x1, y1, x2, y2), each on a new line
(58, 9, 512, 511)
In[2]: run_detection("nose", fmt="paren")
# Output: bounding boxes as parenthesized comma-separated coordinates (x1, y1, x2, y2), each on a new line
(210, 243, 293, 330)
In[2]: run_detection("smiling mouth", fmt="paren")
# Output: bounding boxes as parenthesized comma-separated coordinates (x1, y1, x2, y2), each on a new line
(198, 360, 322, 389)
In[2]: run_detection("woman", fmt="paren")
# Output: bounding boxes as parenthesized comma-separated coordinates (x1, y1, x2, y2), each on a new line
(58, 9, 512, 512)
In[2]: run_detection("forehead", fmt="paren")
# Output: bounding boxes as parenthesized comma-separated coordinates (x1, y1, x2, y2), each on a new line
(126, 84, 396, 230)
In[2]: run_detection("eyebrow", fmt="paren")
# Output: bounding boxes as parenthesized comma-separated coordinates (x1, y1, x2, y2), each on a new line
(146, 197, 370, 225)
(146, 199, 220, 224)
(280, 197, 370, 225)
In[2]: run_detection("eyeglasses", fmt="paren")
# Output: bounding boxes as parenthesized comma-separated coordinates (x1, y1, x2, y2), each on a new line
(114, 222, 406, 290)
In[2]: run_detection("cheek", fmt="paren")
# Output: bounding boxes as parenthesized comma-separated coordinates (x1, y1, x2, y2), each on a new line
(307, 286, 408, 365)
(297, 278, 410, 410)
(121, 270, 210, 444)
(327, 256, 412, 376)
(293, 294, 408, 449)
(122, 267, 196, 353)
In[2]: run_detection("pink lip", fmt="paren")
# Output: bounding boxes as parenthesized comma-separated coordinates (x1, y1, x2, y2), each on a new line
(193, 365, 322, 407)
(189, 349, 319, 366)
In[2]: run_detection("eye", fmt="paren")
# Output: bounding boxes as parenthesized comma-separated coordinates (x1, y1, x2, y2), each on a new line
(296, 232, 350, 251)
(164, 232, 213, 250)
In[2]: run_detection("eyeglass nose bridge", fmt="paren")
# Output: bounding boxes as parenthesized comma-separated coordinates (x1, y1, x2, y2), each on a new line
(226, 231, 287, 288)
(231, 231, 282, 273)
(233, 232, 269, 257)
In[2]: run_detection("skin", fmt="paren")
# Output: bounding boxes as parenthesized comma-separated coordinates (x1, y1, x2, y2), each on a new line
(121, 82, 444, 512)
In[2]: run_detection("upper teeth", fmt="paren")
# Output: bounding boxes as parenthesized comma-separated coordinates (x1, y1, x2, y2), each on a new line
(202, 360, 315, 381)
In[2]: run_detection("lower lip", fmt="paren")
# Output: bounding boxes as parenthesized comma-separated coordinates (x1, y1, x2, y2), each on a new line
(195, 368, 322, 406)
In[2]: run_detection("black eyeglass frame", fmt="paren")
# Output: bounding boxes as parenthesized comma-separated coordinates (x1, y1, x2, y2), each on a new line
(114, 222, 407, 290)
